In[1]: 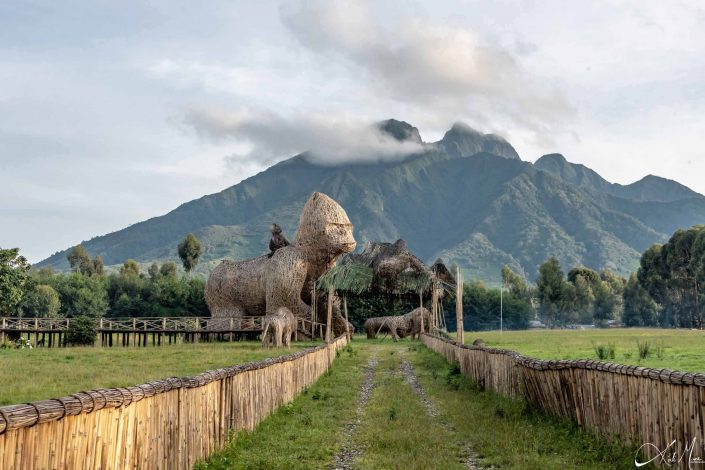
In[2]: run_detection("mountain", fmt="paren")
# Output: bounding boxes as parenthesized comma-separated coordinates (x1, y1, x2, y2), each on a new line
(38, 120, 705, 284)
(535, 153, 702, 202)
(438, 122, 520, 160)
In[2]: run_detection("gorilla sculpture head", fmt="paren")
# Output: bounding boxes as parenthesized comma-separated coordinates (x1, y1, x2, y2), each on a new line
(294, 192, 356, 259)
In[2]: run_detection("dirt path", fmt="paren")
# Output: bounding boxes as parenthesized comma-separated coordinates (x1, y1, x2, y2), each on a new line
(331, 354, 378, 470)
(400, 358, 485, 470)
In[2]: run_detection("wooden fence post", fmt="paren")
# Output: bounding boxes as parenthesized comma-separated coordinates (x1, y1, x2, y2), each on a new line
(0, 318, 5, 343)
(325, 289, 333, 343)
(343, 296, 350, 341)
(311, 282, 317, 338)
(429, 283, 440, 331)
(456, 267, 464, 344)
(419, 291, 424, 334)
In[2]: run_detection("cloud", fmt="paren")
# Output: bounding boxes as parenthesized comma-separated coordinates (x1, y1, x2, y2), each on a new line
(183, 107, 425, 165)
(279, 0, 574, 133)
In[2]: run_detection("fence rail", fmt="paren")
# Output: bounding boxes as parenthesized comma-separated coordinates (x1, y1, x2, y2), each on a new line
(421, 333, 705, 469)
(0, 334, 349, 469)
(0, 316, 329, 347)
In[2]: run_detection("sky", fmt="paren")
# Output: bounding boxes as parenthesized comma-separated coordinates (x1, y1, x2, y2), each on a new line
(2, 0, 705, 263)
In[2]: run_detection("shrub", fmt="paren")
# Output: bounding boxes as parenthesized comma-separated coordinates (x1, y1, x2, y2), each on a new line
(446, 362, 462, 390)
(592, 342, 615, 360)
(388, 407, 397, 421)
(637, 340, 652, 359)
(655, 341, 665, 359)
(65, 316, 97, 346)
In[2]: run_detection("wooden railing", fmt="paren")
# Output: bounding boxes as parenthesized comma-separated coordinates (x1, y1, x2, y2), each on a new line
(0, 316, 329, 347)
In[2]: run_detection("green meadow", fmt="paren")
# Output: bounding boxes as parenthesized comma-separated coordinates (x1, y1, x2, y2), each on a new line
(461, 327, 705, 372)
(0, 341, 318, 406)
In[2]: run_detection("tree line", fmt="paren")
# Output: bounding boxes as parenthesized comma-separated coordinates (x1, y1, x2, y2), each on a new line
(3, 226, 705, 329)
(0, 234, 205, 319)
(453, 225, 705, 330)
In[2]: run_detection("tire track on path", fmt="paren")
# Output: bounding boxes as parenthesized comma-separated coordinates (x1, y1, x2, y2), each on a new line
(400, 358, 485, 470)
(331, 353, 378, 470)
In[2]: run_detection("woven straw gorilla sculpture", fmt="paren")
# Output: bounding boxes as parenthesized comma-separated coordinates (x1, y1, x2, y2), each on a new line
(205, 192, 356, 330)
(261, 307, 296, 348)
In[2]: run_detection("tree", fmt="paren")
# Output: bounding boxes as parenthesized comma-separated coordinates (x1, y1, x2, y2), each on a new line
(22, 285, 61, 318)
(456, 280, 531, 331)
(567, 267, 601, 286)
(623, 273, 659, 326)
(106, 272, 147, 317)
(0, 248, 31, 315)
(93, 256, 104, 276)
(148, 263, 160, 280)
(536, 257, 572, 326)
(637, 226, 705, 328)
(67, 245, 104, 277)
(178, 234, 202, 273)
(501, 265, 530, 299)
(47, 273, 109, 318)
(159, 261, 178, 278)
(592, 279, 617, 323)
(65, 316, 97, 346)
(67, 245, 92, 274)
(572, 274, 595, 323)
(120, 259, 140, 277)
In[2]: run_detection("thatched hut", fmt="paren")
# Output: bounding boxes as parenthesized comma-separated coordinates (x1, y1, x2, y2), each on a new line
(316, 239, 455, 337)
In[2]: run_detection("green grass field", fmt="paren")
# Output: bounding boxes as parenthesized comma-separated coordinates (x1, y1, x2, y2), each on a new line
(0, 341, 318, 406)
(461, 327, 705, 372)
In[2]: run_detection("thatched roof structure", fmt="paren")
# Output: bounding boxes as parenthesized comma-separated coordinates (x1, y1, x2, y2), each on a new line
(316, 239, 454, 295)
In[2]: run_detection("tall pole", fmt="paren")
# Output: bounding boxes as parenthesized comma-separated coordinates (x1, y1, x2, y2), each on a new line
(419, 290, 424, 334)
(500, 285, 503, 336)
(325, 288, 333, 343)
(456, 266, 464, 344)
(343, 295, 350, 341)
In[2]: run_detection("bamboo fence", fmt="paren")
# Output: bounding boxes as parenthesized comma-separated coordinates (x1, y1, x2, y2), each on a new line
(422, 333, 705, 468)
(0, 335, 348, 469)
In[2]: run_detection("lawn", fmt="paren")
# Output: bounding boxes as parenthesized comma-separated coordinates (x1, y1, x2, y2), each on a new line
(0, 341, 319, 406)
(461, 327, 705, 372)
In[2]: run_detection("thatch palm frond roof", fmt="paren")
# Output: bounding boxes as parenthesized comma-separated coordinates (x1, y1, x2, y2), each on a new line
(316, 239, 455, 295)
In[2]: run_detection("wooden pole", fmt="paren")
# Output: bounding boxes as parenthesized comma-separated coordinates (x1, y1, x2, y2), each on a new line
(343, 296, 350, 341)
(311, 282, 317, 338)
(419, 291, 425, 334)
(455, 267, 464, 344)
(431, 287, 435, 330)
(325, 289, 333, 343)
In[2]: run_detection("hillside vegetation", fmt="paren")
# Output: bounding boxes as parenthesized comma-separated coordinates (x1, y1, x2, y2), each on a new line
(38, 120, 705, 283)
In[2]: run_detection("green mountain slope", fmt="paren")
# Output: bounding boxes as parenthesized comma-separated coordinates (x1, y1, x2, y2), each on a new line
(38, 121, 705, 283)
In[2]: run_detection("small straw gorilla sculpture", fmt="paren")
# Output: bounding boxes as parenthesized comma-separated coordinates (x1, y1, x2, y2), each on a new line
(205, 192, 356, 342)
(268, 223, 290, 258)
(261, 307, 296, 348)
(364, 307, 432, 341)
